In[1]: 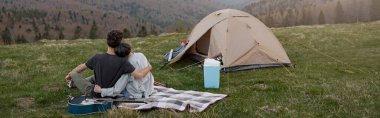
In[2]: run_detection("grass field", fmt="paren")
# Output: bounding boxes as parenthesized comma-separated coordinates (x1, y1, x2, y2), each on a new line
(0, 21, 379, 117)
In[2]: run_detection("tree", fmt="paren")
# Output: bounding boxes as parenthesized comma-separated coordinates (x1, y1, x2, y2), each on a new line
(35, 33, 42, 41)
(1, 28, 12, 45)
(32, 19, 39, 33)
(285, 9, 295, 26)
(58, 29, 65, 40)
(123, 28, 131, 38)
(16, 35, 28, 44)
(372, 0, 380, 20)
(294, 9, 301, 25)
(73, 26, 82, 39)
(137, 26, 147, 37)
(319, 10, 326, 24)
(42, 24, 50, 39)
(69, 10, 73, 20)
(266, 14, 274, 27)
(302, 7, 312, 25)
(150, 25, 158, 36)
(57, 11, 61, 21)
(335, 1, 345, 23)
(1, 7, 5, 13)
(175, 20, 186, 33)
(81, 15, 86, 24)
(89, 21, 98, 39)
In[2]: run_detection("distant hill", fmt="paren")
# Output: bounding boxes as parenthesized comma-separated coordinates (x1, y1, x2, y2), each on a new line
(0, 0, 225, 43)
(243, 0, 380, 27)
(214, 0, 258, 8)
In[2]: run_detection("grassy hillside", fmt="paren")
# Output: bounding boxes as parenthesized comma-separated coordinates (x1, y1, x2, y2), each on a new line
(0, 21, 379, 117)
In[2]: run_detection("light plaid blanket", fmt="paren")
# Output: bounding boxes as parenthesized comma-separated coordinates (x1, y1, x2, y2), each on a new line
(117, 86, 227, 112)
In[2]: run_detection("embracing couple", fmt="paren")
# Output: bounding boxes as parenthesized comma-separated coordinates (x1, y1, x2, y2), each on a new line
(65, 30, 154, 98)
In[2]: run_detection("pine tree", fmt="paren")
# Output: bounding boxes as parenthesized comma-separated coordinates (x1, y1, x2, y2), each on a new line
(319, 10, 326, 24)
(335, 1, 345, 23)
(1, 28, 12, 45)
(35, 33, 42, 41)
(89, 21, 98, 39)
(69, 11, 73, 21)
(81, 15, 86, 24)
(42, 25, 50, 39)
(57, 11, 61, 21)
(73, 26, 82, 39)
(32, 19, 39, 33)
(302, 7, 312, 25)
(285, 9, 295, 26)
(123, 28, 131, 38)
(58, 29, 65, 40)
(175, 20, 186, 33)
(137, 26, 147, 37)
(150, 25, 158, 36)
(16, 35, 28, 44)
(372, 0, 380, 20)
(266, 14, 274, 27)
(1, 7, 5, 13)
(295, 9, 300, 25)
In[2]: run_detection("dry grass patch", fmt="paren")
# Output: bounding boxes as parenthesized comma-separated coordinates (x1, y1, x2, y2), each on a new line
(48, 104, 66, 109)
(1, 59, 16, 68)
(43, 84, 60, 92)
(0, 70, 25, 79)
(255, 105, 293, 117)
(253, 83, 269, 90)
(16, 97, 35, 108)
(37, 53, 48, 61)
(107, 108, 141, 117)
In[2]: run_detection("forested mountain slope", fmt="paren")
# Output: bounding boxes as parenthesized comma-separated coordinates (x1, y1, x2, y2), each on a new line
(0, 0, 224, 42)
(243, 0, 379, 27)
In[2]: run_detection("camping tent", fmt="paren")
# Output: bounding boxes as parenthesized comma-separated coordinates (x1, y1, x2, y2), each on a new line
(167, 9, 292, 72)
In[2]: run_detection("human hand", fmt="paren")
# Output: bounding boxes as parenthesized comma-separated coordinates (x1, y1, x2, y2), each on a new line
(94, 85, 102, 93)
(65, 74, 72, 82)
(181, 42, 186, 46)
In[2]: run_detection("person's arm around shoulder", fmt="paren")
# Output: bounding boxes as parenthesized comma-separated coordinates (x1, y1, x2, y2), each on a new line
(139, 53, 149, 66)
(131, 63, 152, 79)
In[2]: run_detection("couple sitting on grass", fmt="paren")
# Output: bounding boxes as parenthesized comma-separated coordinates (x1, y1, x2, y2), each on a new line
(65, 30, 155, 99)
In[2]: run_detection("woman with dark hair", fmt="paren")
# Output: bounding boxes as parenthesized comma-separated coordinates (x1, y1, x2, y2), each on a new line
(94, 43, 155, 98)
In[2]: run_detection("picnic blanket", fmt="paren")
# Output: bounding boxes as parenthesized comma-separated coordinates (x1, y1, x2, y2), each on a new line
(118, 86, 227, 112)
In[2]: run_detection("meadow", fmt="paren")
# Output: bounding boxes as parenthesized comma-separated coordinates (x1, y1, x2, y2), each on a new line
(0, 21, 379, 117)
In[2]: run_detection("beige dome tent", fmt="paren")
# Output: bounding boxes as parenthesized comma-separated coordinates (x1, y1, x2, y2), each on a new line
(167, 9, 292, 72)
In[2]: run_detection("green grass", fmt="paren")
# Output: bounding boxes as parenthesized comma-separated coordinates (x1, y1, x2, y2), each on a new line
(1, 21, 379, 117)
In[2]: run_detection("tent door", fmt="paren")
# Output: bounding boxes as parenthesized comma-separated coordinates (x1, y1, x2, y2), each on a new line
(195, 30, 211, 56)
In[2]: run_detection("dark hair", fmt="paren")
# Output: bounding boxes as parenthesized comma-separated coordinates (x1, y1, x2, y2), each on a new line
(115, 43, 132, 57)
(107, 30, 123, 48)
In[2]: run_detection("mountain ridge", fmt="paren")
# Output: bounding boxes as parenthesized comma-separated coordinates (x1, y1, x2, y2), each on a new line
(0, 0, 225, 42)
(214, 0, 258, 8)
(243, 0, 379, 27)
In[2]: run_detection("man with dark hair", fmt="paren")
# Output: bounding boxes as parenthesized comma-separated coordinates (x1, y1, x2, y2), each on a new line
(93, 43, 155, 98)
(65, 30, 152, 97)
(107, 30, 123, 48)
